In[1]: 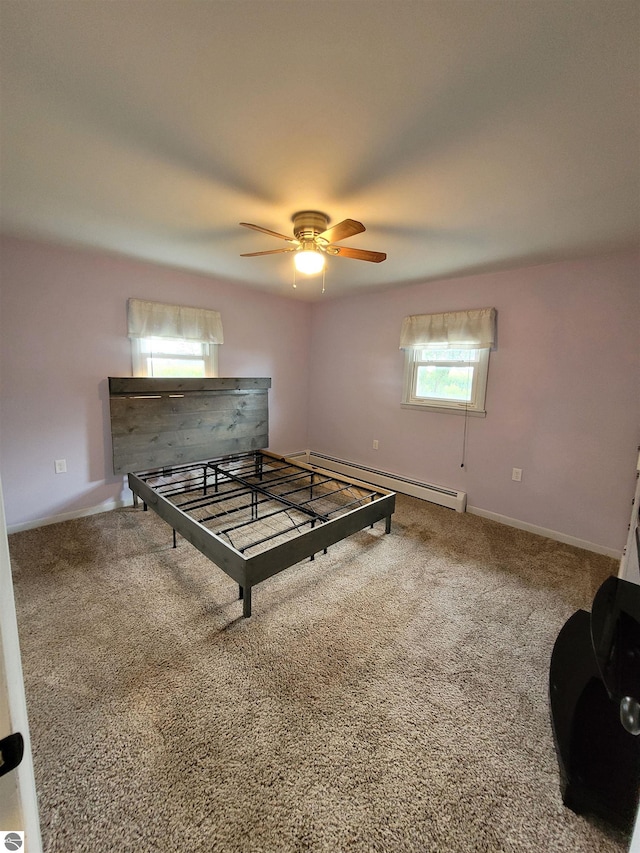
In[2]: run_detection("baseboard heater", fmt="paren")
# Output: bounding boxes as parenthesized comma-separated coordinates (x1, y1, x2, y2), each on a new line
(288, 451, 466, 513)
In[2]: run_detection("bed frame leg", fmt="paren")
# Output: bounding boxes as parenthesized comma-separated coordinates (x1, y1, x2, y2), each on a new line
(172, 529, 177, 549)
(385, 515, 392, 534)
(239, 586, 252, 618)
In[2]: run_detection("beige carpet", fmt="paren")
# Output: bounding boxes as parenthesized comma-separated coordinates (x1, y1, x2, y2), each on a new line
(9, 494, 630, 852)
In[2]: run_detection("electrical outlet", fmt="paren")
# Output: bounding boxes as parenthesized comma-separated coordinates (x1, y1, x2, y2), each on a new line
(54, 459, 67, 474)
(373, 440, 379, 450)
(512, 467, 522, 482)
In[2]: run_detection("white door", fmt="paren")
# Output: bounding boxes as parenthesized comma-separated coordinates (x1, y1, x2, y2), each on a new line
(632, 813, 640, 852)
(0, 476, 42, 852)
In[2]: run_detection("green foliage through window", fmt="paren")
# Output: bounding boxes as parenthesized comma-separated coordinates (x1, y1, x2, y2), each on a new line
(416, 365, 473, 401)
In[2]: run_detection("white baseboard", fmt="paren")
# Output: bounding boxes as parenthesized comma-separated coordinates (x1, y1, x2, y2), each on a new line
(7, 498, 130, 535)
(467, 505, 622, 560)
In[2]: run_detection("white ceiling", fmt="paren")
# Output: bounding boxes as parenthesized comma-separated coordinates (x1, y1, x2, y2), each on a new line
(1, 1, 638, 301)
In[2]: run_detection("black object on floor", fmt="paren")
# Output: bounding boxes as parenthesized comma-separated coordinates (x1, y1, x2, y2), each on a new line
(549, 576, 640, 831)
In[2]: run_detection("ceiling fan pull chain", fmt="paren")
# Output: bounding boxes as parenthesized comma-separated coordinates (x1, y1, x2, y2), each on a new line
(322, 267, 326, 294)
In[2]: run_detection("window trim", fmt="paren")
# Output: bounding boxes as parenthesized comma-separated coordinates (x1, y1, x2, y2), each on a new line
(401, 346, 490, 416)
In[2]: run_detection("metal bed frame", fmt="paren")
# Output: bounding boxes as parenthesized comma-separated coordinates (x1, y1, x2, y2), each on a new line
(109, 378, 395, 617)
(128, 450, 394, 616)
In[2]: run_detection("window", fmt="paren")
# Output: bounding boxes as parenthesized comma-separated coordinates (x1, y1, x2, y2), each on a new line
(127, 298, 223, 378)
(400, 308, 496, 415)
(402, 345, 490, 413)
(131, 336, 217, 378)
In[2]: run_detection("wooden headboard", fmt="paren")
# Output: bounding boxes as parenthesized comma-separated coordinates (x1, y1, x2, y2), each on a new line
(108, 377, 271, 474)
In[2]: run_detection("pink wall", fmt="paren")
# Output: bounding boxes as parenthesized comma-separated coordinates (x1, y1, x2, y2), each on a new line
(0, 236, 311, 527)
(1, 236, 638, 553)
(307, 252, 640, 553)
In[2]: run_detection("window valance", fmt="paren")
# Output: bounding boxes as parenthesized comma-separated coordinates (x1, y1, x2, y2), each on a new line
(127, 298, 224, 344)
(399, 307, 496, 350)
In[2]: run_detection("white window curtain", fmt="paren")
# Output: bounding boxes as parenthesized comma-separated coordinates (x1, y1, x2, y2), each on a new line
(399, 307, 496, 350)
(127, 298, 224, 343)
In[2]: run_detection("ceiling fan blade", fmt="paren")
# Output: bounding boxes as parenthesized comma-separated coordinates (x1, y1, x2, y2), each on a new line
(331, 246, 387, 263)
(240, 222, 297, 242)
(317, 218, 365, 244)
(240, 248, 297, 257)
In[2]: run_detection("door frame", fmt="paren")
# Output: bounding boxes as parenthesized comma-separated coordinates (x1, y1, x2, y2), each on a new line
(0, 475, 42, 851)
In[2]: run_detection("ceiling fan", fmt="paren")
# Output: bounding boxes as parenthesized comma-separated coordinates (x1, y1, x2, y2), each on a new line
(240, 210, 386, 275)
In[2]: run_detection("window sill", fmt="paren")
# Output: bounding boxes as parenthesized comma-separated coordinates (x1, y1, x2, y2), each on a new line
(401, 403, 486, 417)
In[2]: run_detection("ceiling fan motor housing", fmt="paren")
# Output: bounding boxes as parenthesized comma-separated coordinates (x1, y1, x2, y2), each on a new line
(292, 210, 330, 245)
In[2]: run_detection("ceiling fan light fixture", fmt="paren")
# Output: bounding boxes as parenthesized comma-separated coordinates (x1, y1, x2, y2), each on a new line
(294, 246, 325, 275)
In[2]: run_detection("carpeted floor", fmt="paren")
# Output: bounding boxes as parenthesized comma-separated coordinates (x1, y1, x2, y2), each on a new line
(9, 494, 630, 852)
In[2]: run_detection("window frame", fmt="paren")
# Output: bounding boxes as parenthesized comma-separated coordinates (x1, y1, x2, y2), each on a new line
(401, 345, 490, 416)
(131, 336, 218, 378)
